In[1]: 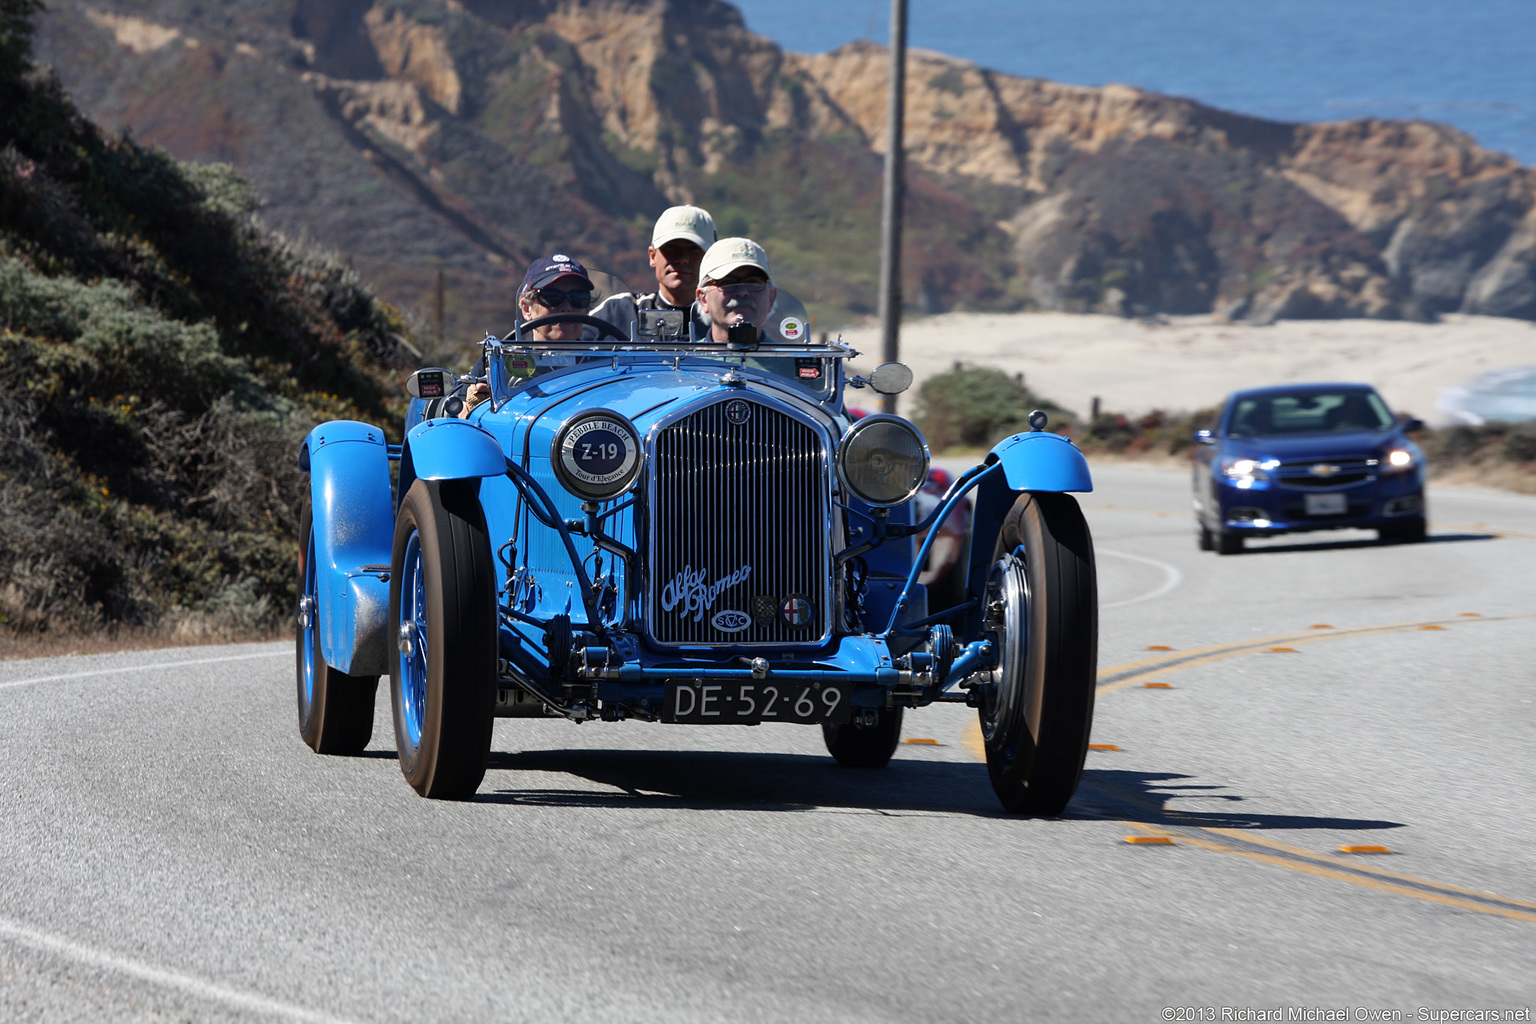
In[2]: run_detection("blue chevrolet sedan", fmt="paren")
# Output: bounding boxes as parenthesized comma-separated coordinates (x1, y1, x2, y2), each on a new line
(1192, 383, 1426, 554)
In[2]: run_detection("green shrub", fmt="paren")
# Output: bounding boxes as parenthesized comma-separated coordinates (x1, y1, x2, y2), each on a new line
(913, 365, 1076, 450)
(0, 1, 415, 644)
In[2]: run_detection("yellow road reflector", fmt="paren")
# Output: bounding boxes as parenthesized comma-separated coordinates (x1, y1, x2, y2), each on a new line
(1419, 625, 1444, 631)
(1338, 845, 1393, 854)
(1125, 836, 1174, 845)
(902, 738, 941, 745)
(1267, 646, 1299, 653)
(1309, 623, 1333, 629)
(1146, 645, 1173, 651)
(1089, 743, 1121, 751)
(1143, 682, 1173, 689)
(1459, 612, 1481, 617)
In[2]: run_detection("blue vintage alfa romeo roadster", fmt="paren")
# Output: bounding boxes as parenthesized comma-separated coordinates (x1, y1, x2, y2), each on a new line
(296, 307, 1098, 814)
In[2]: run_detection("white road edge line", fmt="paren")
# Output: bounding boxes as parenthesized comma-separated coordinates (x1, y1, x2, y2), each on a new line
(0, 915, 364, 1024)
(1097, 549, 1184, 609)
(0, 650, 288, 691)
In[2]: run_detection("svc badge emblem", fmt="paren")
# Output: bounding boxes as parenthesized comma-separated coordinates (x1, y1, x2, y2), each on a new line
(725, 399, 751, 425)
(711, 609, 751, 632)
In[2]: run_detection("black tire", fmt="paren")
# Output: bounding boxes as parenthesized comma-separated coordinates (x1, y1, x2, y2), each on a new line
(296, 502, 378, 755)
(389, 479, 497, 799)
(822, 706, 904, 768)
(1215, 529, 1244, 555)
(1197, 522, 1215, 551)
(1379, 516, 1427, 544)
(978, 492, 1098, 815)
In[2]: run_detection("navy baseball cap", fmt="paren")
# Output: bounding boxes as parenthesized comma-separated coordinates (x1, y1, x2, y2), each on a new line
(521, 253, 592, 292)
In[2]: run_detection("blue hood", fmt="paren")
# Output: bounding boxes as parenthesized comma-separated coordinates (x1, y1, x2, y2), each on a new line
(1222, 428, 1400, 462)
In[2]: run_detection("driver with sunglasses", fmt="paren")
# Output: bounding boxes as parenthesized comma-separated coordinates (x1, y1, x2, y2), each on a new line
(517, 253, 596, 340)
(460, 254, 597, 415)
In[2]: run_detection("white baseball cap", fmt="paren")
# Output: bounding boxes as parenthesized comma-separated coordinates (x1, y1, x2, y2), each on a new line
(651, 205, 717, 250)
(699, 237, 771, 284)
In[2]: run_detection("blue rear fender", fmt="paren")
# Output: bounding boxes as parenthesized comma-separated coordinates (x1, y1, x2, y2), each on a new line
(302, 420, 395, 676)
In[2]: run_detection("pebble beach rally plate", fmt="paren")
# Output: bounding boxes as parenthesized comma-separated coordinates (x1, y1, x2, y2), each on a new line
(558, 416, 640, 491)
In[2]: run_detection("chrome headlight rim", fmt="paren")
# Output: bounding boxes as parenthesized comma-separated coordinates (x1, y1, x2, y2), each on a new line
(835, 414, 931, 508)
(550, 409, 645, 501)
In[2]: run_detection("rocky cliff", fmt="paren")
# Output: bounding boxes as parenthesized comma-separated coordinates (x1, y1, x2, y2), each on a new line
(28, 0, 1536, 338)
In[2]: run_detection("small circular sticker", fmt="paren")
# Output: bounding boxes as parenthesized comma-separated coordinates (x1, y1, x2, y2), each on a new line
(508, 353, 537, 379)
(778, 316, 804, 342)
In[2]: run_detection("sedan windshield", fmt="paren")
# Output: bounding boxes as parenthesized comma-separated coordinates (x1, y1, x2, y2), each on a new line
(1228, 390, 1394, 436)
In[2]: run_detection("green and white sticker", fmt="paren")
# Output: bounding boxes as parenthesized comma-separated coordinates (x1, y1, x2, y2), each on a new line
(778, 316, 804, 341)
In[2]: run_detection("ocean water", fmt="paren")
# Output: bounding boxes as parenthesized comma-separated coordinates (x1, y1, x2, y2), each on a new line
(740, 0, 1536, 166)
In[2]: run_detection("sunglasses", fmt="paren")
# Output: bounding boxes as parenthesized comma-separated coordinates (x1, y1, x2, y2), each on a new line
(531, 286, 593, 310)
(707, 280, 768, 297)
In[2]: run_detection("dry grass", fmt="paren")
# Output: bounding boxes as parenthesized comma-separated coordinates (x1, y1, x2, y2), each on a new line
(1, 624, 288, 660)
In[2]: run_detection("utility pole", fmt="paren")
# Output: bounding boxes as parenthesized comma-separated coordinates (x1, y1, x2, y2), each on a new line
(877, 0, 907, 414)
(434, 267, 445, 349)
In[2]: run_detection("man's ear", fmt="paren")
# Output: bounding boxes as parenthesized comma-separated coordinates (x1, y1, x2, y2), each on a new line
(648, 246, 662, 269)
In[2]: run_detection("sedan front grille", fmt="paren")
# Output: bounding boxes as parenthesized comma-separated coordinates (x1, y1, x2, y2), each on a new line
(649, 399, 829, 646)
(1275, 458, 1375, 489)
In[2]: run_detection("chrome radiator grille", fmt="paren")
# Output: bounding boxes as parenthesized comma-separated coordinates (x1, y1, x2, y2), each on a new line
(649, 399, 829, 646)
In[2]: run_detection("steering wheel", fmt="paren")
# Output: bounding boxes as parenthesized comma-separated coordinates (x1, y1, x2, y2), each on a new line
(515, 313, 628, 341)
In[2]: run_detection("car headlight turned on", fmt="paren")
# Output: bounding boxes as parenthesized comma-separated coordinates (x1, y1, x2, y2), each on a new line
(837, 415, 930, 507)
(1218, 456, 1271, 489)
(1383, 449, 1415, 473)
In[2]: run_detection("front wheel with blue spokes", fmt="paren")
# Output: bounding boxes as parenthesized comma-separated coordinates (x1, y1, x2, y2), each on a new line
(295, 500, 378, 755)
(978, 491, 1098, 816)
(388, 479, 497, 799)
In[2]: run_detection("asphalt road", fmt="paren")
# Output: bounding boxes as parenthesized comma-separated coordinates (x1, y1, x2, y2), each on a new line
(3, 465, 1534, 1022)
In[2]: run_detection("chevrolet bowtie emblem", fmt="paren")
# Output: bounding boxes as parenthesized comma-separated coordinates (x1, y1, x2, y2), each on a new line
(1309, 463, 1341, 477)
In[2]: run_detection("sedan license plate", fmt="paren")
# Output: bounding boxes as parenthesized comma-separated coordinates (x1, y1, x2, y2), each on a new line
(1304, 492, 1348, 516)
(665, 680, 852, 725)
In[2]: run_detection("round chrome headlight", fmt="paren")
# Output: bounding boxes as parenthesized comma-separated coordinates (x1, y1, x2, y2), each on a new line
(551, 410, 644, 501)
(836, 415, 930, 507)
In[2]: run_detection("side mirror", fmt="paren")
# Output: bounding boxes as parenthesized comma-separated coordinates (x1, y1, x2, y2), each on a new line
(406, 367, 452, 399)
(868, 362, 913, 395)
(1401, 417, 1425, 433)
(1194, 428, 1215, 444)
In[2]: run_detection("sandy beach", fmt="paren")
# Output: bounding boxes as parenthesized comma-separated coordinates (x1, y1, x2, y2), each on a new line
(838, 312, 1536, 424)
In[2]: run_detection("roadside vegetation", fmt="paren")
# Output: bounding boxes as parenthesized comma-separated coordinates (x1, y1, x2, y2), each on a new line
(1, 0, 412, 654)
(912, 364, 1536, 494)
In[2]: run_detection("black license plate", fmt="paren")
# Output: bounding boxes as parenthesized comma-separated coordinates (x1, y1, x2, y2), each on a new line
(665, 679, 853, 724)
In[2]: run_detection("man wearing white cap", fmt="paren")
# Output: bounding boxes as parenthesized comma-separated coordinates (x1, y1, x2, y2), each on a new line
(696, 237, 779, 344)
(592, 205, 716, 336)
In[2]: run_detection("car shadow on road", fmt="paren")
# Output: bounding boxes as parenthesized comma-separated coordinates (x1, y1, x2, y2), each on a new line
(1073, 769, 1405, 831)
(478, 747, 1008, 817)
(1238, 531, 1494, 556)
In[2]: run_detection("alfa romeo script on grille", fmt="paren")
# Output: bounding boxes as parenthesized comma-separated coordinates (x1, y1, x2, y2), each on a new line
(665, 680, 850, 724)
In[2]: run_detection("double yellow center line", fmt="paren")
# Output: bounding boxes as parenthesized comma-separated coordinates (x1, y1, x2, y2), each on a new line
(964, 612, 1536, 923)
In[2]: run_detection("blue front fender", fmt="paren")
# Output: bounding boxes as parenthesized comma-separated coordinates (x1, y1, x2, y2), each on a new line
(404, 418, 506, 481)
(302, 420, 394, 676)
(956, 432, 1094, 640)
(987, 431, 1093, 493)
